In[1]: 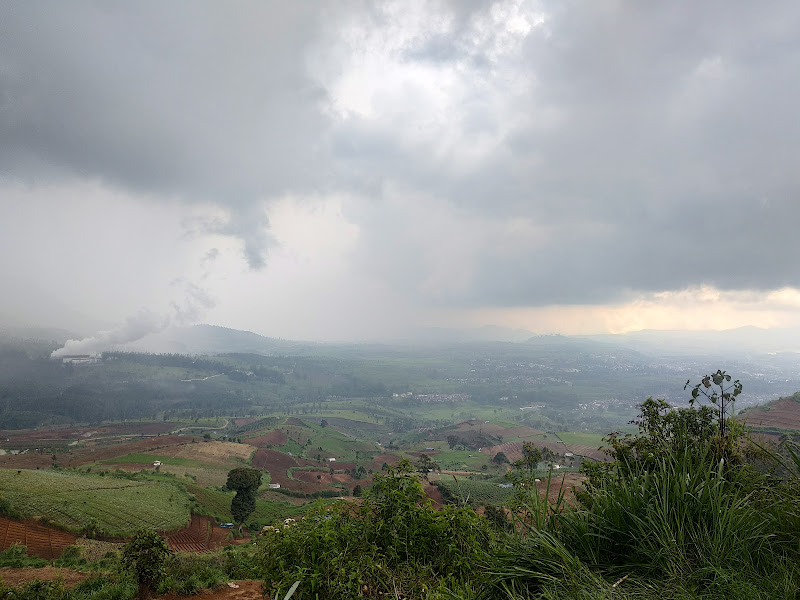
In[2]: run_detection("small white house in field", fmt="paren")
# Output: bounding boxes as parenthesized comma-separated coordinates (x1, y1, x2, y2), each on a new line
(268, 483, 281, 489)
(152, 461, 162, 468)
(327, 457, 336, 462)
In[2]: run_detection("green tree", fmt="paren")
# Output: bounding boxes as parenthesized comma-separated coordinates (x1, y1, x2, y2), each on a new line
(493, 451, 509, 465)
(447, 434, 459, 449)
(122, 529, 173, 599)
(415, 453, 440, 479)
(226, 467, 263, 526)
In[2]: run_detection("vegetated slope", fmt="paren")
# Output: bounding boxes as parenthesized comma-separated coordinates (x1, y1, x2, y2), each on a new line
(0, 469, 190, 537)
(740, 391, 800, 430)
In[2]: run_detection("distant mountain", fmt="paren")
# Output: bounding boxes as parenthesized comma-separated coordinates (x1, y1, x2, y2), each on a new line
(398, 325, 537, 343)
(124, 324, 314, 355)
(0, 325, 82, 345)
(582, 326, 800, 356)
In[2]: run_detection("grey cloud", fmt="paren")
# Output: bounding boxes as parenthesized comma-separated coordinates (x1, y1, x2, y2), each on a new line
(0, 1, 333, 264)
(4, 1, 800, 315)
(343, 2, 800, 307)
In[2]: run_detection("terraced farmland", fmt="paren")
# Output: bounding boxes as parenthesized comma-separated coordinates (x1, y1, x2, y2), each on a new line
(0, 516, 76, 559)
(0, 469, 190, 537)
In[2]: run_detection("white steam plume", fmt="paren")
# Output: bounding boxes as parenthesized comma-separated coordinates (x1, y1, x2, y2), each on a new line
(50, 282, 216, 358)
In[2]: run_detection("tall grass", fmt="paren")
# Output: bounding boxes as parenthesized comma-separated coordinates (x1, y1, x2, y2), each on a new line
(480, 447, 800, 599)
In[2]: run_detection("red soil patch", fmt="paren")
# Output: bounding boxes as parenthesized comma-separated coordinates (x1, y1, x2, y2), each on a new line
(233, 418, 260, 427)
(0, 453, 56, 469)
(367, 453, 400, 472)
(742, 396, 800, 430)
(0, 517, 76, 560)
(166, 515, 245, 553)
(69, 435, 195, 465)
(423, 484, 443, 509)
(251, 449, 302, 490)
(159, 580, 266, 599)
(564, 444, 608, 462)
(244, 430, 287, 447)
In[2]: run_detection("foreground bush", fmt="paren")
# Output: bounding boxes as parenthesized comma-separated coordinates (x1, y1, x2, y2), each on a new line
(480, 383, 800, 600)
(259, 460, 494, 600)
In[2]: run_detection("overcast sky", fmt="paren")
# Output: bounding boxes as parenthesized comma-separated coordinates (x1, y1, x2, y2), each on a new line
(2, 1, 800, 344)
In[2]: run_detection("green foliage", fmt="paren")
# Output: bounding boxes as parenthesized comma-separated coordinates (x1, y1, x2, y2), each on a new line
(415, 453, 440, 479)
(259, 459, 493, 599)
(685, 369, 742, 439)
(121, 529, 173, 599)
(481, 376, 800, 600)
(0, 469, 190, 537)
(436, 478, 515, 507)
(226, 467, 263, 525)
(603, 397, 720, 474)
(0, 545, 47, 569)
(492, 451, 509, 465)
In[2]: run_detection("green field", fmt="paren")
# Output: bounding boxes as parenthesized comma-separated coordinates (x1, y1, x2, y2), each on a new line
(0, 468, 190, 537)
(435, 478, 515, 506)
(187, 484, 306, 525)
(430, 450, 492, 471)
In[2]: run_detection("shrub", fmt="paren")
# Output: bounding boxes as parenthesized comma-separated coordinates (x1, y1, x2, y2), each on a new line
(259, 460, 493, 599)
(121, 529, 173, 599)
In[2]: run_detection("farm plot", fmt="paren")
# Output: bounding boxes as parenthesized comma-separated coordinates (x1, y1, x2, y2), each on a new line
(0, 516, 76, 559)
(0, 469, 190, 537)
(251, 449, 327, 493)
(481, 441, 567, 463)
(435, 479, 516, 507)
(244, 430, 288, 447)
(741, 396, 800, 430)
(187, 485, 306, 526)
(166, 515, 234, 553)
(151, 440, 254, 466)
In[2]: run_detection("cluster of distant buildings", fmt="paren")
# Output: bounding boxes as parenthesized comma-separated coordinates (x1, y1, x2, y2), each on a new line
(59, 354, 102, 365)
(391, 392, 471, 403)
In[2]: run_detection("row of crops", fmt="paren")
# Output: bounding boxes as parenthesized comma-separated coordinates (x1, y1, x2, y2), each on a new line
(434, 478, 516, 506)
(0, 468, 190, 537)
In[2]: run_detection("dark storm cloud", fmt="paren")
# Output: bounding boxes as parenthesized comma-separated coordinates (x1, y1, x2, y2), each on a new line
(340, 1, 800, 306)
(0, 1, 334, 266)
(2, 1, 800, 310)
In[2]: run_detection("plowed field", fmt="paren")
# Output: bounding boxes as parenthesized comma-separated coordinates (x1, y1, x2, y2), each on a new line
(244, 430, 287, 447)
(742, 396, 800, 430)
(166, 515, 241, 553)
(152, 441, 254, 465)
(0, 517, 75, 559)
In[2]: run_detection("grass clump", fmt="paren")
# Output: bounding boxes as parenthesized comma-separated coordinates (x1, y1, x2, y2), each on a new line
(479, 380, 800, 600)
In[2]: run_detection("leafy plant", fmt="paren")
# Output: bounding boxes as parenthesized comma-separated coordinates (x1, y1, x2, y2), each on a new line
(259, 459, 493, 599)
(121, 529, 173, 599)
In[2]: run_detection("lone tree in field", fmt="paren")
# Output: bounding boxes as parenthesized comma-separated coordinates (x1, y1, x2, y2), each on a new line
(122, 529, 173, 599)
(226, 467, 263, 526)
